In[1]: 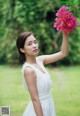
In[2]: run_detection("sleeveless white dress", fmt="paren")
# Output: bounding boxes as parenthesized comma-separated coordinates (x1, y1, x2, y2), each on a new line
(21, 57, 56, 116)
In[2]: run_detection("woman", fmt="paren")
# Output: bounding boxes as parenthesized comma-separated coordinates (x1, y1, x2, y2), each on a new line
(16, 31, 69, 116)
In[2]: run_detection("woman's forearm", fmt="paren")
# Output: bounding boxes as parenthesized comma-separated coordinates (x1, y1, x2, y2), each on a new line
(61, 31, 69, 56)
(32, 98, 43, 116)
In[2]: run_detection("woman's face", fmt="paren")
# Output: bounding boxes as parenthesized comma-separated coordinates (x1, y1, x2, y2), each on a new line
(21, 35, 39, 56)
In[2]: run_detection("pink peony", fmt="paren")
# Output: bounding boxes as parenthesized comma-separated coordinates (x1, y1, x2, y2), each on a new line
(53, 6, 78, 33)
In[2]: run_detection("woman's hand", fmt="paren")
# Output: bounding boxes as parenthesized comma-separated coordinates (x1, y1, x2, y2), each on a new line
(62, 30, 69, 36)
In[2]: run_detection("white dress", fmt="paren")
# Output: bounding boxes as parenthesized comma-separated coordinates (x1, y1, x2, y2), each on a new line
(21, 57, 56, 116)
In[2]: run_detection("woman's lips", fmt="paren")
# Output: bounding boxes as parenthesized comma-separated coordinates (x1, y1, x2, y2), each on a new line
(33, 49, 38, 52)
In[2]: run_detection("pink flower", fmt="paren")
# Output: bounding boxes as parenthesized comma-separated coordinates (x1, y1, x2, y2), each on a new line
(53, 6, 78, 33)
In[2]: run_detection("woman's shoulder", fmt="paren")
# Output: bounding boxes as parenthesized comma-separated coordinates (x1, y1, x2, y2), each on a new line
(21, 62, 33, 74)
(24, 66, 36, 81)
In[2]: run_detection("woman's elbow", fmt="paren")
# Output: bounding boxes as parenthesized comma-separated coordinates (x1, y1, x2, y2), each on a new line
(63, 52, 69, 57)
(32, 96, 40, 103)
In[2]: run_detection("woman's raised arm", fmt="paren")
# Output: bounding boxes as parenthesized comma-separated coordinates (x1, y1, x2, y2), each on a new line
(37, 31, 69, 65)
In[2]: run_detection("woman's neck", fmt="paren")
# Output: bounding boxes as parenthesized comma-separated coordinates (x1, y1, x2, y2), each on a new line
(25, 56, 37, 64)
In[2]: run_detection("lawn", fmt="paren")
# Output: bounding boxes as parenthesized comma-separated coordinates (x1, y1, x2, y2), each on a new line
(0, 65, 80, 116)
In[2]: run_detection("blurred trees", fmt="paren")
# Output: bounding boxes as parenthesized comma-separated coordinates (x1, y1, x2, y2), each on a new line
(0, 0, 80, 65)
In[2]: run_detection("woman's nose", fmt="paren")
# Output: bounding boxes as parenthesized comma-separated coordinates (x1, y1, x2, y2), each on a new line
(33, 43, 37, 47)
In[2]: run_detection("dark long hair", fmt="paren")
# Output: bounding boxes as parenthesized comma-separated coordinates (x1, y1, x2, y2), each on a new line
(16, 32, 34, 64)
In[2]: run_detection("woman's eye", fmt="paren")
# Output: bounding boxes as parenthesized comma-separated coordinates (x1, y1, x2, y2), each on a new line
(27, 41, 38, 46)
(28, 43, 32, 46)
(34, 41, 38, 44)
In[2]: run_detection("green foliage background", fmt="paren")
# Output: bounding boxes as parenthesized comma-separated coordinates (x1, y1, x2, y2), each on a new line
(0, 0, 80, 65)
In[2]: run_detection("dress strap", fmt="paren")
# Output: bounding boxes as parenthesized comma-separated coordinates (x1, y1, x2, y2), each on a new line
(36, 58, 48, 74)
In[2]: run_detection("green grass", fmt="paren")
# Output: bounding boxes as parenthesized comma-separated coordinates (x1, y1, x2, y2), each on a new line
(0, 65, 80, 116)
(49, 66, 80, 116)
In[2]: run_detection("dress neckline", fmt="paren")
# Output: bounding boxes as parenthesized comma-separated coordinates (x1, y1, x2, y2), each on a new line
(24, 58, 46, 75)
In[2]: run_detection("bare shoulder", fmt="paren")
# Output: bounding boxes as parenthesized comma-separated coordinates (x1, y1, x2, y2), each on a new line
(24, 66, 34, 74)
(24, 66, 36, 80)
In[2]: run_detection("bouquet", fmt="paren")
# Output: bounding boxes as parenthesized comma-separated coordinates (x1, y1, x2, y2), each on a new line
(53, 6, 78, 33)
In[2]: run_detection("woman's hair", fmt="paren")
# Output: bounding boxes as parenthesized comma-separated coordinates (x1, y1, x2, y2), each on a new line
(16, 32, 34, 64)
